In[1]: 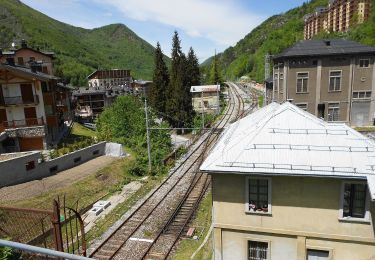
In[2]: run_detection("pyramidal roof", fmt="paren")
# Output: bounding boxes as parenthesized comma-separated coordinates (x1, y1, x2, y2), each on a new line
(201, 102, 375, 193)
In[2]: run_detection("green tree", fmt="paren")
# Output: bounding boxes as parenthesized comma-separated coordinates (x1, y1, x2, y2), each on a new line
(165, 31, 184, 127)
(209, 53, 223, 85)
(150, 42, 169, 114)
(96, 96, 171, 173)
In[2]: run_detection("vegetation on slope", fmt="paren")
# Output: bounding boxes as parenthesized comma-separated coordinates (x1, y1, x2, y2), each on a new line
(203, 0, 375, 82)
(0, 0, 165, 85)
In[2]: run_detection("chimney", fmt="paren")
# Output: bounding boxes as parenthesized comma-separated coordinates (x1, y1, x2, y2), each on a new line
(21, 39, 27, 48)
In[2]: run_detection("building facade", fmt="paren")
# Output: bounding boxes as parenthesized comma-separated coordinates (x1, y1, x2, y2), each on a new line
(190, 85, 220, 114)
(273, 39, 375, 126)
(201, 102, 375, 260)
(0, 41, 71, 152)
(304, 0, 371, 40)
(87, 69, 132, 89)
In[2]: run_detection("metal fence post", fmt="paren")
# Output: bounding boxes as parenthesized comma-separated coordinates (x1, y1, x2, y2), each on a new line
(52, 200, 64, 252)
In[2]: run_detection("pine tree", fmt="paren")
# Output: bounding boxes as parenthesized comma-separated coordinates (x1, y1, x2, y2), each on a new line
(150, 42, 169, 114)
(209, 53, 223, 85)
(166, 31, 184, 127)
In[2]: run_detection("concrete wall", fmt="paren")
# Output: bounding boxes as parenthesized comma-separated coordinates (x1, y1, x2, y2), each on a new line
(212, 173, 375, 260)
(0, 142, 106, 187)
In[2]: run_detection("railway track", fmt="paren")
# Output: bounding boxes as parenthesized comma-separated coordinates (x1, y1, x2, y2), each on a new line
(89, 83, 248, 260)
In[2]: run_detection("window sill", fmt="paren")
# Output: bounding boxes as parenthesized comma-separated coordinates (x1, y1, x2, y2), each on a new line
(245, 210, 272, 216)
(296, 92, 309, 94)
(338, 217, 371, 224)
(328, 90, 342, 93)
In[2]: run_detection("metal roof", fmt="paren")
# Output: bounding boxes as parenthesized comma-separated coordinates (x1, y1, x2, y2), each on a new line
(200, 102, 375, 200)
(190, 85, 220, 93)
(274, 39, 375, 60)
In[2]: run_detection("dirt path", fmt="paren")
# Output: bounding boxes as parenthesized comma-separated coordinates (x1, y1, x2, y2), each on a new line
(0, 156, 117, 202)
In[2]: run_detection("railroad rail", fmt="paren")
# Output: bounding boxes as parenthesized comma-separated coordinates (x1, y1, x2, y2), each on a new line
(89, 83, 250, 260)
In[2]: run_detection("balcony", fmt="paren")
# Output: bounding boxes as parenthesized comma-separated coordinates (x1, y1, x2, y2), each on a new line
(2, 117, 44, 129)
(2, 95, 39, 106)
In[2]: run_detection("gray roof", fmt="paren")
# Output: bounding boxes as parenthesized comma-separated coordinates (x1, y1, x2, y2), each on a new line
(0, 64, 59, 81)
(274, 39, 375, 60)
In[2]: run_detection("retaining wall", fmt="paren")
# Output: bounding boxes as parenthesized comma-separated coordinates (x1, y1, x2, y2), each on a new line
(0, 142, 107, 187)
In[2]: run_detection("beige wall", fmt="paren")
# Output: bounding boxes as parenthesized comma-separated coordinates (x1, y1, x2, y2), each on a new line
(192, 92, 219, 113)
(212, 173, 375, 260)
(273, 54, 375, 125)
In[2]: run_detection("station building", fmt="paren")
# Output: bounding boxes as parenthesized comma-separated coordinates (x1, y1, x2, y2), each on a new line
(201, 102, 375, 260)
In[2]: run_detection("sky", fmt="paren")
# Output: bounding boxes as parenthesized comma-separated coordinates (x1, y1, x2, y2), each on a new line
(21, 0, 306, 62)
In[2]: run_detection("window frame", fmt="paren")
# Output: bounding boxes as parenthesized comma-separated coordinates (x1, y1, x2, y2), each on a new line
(338, 180, 371, 223)
(247, 239, 270, 260)
(328, 70, 342, 92)
(306, 246, 333, 260)
(352, 90, 371, 100)
(245, 176, 272, 215)
(296, 72, 309, 94)
(327, 102, 340, 122)
(295, 103, 308, 111)
(359, 58, 370, 68)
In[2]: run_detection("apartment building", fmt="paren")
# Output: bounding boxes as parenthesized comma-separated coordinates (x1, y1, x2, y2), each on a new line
(272, 39, 375, 126)
(87, 69, 132, 89)
(304, 0, 371, 39)
(200, 102, 375, 260)
(0, 41, 71, 152)
(190, 85, 220, 114)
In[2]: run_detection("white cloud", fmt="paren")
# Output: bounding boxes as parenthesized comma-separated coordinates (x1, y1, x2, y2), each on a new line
(99, 0, 264, 46)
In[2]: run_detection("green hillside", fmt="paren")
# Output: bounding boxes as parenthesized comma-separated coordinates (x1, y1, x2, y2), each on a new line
(0, 0, 163, 85)
(203, 0, 375, 82)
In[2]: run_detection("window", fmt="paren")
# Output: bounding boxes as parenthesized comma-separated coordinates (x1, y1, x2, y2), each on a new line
(17, 57, 24, 65)
(25, 161, 35, 171)
(274, 73, 278, 92)
(359, 59, 370, 68)
(307, 249, 329, 260)
(246, 177, 271, 214)
(353, 91, 371, 99)
(279, 73, 284, 93)
(296, 103, 308, 111)
(248, 241, 268, 260)
(296, 72, 309, 93)
(327, 103, 340, 121)
(329, 71, 341, 91)
(343, 183, 367, 218)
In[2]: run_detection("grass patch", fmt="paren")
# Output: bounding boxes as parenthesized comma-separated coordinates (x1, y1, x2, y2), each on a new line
(172, 192, 212, 260)
(71, 123, 97, 138)
(354, 126, 375, 132)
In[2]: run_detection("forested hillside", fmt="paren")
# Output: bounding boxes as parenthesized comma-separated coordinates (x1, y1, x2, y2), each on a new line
(0, 0, 165, 85)
(203, 0, 375, 82)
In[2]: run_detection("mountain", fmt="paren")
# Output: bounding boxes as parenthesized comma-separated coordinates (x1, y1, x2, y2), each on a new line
(0, 0, 163, 85)
(203, 0, 375, 82)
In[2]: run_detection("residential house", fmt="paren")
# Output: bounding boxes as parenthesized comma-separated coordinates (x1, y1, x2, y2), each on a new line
(0, 41, 71, 152)
(200, 102, 375, 260)
(273, 39, 375, 126)
(304, 0, 371, 39)
(190, 85, 220, 114)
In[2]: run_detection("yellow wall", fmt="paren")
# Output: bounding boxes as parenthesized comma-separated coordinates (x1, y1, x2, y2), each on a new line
(212, 174, 375, 260)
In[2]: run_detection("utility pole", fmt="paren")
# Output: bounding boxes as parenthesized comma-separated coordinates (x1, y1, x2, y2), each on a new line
(216, 82, 220, 115)
(144, 98, 152, 172)
(201, 90, 205, 129)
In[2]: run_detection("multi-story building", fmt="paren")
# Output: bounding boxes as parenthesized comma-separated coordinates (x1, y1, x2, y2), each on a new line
(304, 0, 371, 39)
(272, 39, 375, 126)
(87, 69, 132, 89)
(190, 85, 220, 114)
(0, 41, 71, 152)
(201, 102, 375, 260)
